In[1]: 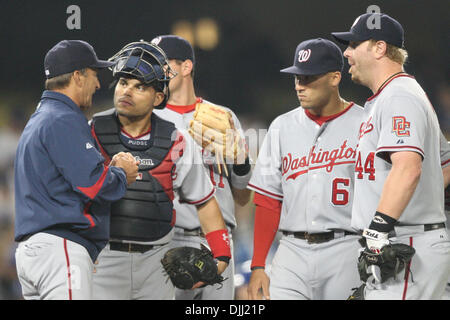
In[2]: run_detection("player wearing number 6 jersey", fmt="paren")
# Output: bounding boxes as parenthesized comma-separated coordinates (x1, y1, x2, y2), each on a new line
(247, 38, 364, 300)
(332, 13, 450, 299)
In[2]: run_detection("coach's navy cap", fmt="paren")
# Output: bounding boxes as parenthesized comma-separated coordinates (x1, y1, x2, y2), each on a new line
(331, 13, 404, 48)
(280, 38, 344, 76)
(150, 35, 195, 64)
(44, 40, 114, 79)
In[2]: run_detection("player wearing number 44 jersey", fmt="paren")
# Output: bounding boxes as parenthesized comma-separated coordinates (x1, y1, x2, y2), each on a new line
(247, 38, 364, 300)
(332, 12, 450, 299)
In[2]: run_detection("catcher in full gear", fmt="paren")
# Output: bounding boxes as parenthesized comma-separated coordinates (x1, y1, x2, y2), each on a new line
(90, 40, 231, 300)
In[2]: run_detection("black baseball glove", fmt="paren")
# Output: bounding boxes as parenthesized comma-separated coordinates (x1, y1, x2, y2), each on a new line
(161, 245, 225, 290)
(347, 284, 366, 300)
(358, 243, 415, 284)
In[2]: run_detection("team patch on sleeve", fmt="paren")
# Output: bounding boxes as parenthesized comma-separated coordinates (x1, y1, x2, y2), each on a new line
(391, 116, 410, 137)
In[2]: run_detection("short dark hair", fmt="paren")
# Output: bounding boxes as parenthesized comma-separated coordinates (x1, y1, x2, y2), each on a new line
(45, 68, 88, 90)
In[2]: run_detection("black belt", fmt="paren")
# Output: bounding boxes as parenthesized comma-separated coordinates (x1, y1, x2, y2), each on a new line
(109, 242, 154, 253)
(282, 230, 357, 244)
(182, 225, 234, 238)
(423, 222, 446, 231)
(388, 222, 446, 236)
(182, 228, 205, 237)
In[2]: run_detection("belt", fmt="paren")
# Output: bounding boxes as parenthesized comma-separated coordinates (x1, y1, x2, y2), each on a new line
(181, 225, 234, 238)
(182, 228, 205, 238)
(355, 222, 447, 241)
(358, 222, 447, 247)
(282, 230, 357, 244)
(423, 222, 446, 231)
(109, 242, 154, 253)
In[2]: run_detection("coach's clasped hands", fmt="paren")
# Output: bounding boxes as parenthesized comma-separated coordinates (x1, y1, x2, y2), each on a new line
(110, 152, 140, 185)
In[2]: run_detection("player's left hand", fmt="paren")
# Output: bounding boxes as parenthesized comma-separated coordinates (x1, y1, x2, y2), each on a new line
(161, 246, 227, 290)
(362, 228, 390, 253)
(248, 268, 270, 300)
(360, 228, 391, 284)
(357, 243, 415, 285)
(188, 103, 247, 175)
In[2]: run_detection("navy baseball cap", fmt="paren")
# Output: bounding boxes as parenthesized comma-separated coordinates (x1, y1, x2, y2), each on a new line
(280, 38, 344, 76)
(44, 40, 114, 79)
(331, 13, 404, 48)
(150, 35, 195, 64)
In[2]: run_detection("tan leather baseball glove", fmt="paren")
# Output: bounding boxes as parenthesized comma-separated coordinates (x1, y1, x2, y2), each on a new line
(188, 103, 247, 175)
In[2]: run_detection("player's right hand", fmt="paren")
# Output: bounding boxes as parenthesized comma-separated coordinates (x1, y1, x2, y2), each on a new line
(111, 152, 139, 185)
(247, 268, 270, 300)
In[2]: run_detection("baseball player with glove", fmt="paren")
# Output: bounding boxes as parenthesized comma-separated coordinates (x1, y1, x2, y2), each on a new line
(247, 38, 364, 300)
(151, 35, 252, 300)
(90, 40, 231, 300)
(14, 40, 139, 300)
(332, 12, 450, 299)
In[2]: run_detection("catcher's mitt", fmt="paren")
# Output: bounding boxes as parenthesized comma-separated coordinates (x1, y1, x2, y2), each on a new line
(188, 103, 247, 176)
(358, 243, 415, 284)
(347, 284, 366, 300)
(161, 245, 225, 290)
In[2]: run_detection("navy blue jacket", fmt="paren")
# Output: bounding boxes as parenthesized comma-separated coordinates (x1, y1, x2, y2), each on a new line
(14, 91, 128, 262)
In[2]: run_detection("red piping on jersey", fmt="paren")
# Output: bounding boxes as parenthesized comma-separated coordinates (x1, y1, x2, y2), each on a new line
(91, 126, 111, 165)
(248, 183, 284, 200)
(305, 102, 355, 126)
(367, 74, 415, 102)
(63, 239, 72, 300)
(82, 202, 95, 228)
(442, 159, 450, 167)
(120, 128, 151, 139)
(166, 97, 203, 114)
(184, 187, 215, 205)
(149, 132, 185, 204)
(77, 165, 109, 200)
(376, 145, 425, 155)
(402, 237, 413, 300)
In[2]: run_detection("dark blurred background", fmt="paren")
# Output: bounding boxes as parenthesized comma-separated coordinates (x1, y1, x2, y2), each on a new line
(0, 0, 448, 299)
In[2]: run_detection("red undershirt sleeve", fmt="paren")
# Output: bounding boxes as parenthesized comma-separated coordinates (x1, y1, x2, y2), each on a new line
(250, 192, 282, 269)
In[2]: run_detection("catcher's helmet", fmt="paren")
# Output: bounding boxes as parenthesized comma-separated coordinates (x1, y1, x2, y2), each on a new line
(108, 40, 176, 108)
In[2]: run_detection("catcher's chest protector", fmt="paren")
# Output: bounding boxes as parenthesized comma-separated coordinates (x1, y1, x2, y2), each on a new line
(91, 109, 184, 242)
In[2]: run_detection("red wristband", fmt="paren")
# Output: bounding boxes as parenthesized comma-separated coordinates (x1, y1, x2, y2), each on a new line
(205, 229, 231, 259)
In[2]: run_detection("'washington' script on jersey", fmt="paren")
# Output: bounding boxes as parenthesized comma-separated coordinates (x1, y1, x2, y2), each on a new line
(282, 140, 357, 180)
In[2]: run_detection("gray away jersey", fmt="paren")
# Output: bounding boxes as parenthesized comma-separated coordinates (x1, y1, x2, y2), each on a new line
(154, 99, 252, 229)
(248, 103, 364, 233)
(352, 74, 448, 230)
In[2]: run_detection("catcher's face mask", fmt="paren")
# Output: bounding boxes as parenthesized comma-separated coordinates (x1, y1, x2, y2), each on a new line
(109, 40, 177, 108)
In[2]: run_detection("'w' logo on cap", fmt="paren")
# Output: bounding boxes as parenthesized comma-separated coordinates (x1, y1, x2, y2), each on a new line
(298, 49, 311, 63)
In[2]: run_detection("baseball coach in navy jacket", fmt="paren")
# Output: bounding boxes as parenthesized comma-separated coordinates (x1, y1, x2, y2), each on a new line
(14, 40, 139, 300)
